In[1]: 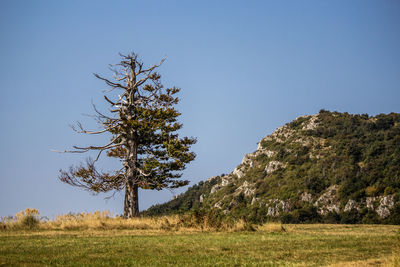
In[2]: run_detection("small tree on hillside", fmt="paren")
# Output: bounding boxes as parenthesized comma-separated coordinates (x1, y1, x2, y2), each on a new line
(57, 52, 196, 218)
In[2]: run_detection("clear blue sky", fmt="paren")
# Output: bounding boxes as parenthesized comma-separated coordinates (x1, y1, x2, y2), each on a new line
(1, 0, 399, 218)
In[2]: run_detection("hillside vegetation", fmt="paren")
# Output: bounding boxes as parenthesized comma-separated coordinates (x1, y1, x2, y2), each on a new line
(143, 110, 400, 224)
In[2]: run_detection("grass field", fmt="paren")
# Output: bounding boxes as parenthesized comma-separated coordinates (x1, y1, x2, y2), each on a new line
(1, 224, 399, 266)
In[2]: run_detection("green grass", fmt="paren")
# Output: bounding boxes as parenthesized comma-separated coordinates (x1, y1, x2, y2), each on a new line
(0, 224, 399, 266)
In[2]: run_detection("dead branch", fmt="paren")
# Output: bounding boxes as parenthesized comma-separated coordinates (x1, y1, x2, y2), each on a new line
(104, 95, 116, 106)
(73, 142, 123, 152)
(93, 73, 127, 89)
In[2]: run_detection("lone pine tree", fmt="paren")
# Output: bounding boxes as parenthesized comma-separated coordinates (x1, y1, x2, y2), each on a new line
(58, 52, 196, 218)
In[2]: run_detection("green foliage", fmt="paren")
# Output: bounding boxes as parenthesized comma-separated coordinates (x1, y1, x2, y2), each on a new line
(384, 204, 400, 225)
(144, 111, 400, 224)
(288, 116, 310, 130)
(142, 177, 219, 216)
(361, 209, 381, 224)
(280, 205, 321, 224)
(340, 210, 361, 224)
(322, 212, 341, 224)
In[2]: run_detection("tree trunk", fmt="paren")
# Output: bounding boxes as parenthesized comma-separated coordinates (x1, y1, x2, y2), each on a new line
(123, 129, 139, 218)
(123, 181, 139, 218)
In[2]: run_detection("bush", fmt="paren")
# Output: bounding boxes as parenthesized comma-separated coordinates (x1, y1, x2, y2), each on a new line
(323, 212, 340, 224)
(177, 209, 227, 230)
(361, 209, 380, 224)
(296, 206, 321, 223)
(280, 213, 297, 224)
(383, 204, 400, 225)
(21, 214, 40, 229)
(340, 210, 360, 224)
(365, 186, 378, 197)
(16, 208, 40, 229)
(279, 206, 321, 224)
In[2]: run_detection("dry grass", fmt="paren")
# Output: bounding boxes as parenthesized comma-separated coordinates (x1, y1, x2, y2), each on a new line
(0, 208, 40, 230)
(1, 209, 278, 232)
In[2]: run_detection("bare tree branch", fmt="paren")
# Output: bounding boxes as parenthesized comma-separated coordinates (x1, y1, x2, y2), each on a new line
(136, 57, 166, 75)
(91, 101, 117, 122)
(73, 142, 124, 152)
(93, 73, 127, 89)
(104, 95, 116, 106)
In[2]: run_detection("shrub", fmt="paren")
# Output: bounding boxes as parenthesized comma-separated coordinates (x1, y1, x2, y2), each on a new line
(340, 210, 360, 224)
(21, 214, 40, 229)
(384, 186, 395, 195)
(280, 213, 297, 224)
(365, 186, 378, 197)
(361, 209, 380, 224)
(323, 212, 340, 223)
(14, 208, 40, 229)
(383, 204, 400, 225)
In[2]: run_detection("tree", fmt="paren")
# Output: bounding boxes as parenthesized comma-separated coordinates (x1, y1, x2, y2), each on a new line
(57, 52, 196, 218)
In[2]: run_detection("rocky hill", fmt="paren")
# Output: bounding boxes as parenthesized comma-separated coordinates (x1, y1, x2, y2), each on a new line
(143, 110, 400, 224)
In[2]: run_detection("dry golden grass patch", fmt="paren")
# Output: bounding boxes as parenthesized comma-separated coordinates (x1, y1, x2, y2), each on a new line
(256, 222, 285, 232)
(2, 209, 277, 233)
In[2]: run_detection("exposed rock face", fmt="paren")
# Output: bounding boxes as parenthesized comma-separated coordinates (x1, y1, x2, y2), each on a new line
(214, 201, 222, 209)
(221, 177, 230, 186)
(233, 154, 254, 178)
(364, 195, 395, 218)
(232, 167, 245, 179)
(265, 161, 287, 175)
(267, 206, 279, 217)
(241, 154, 253, 166)
(302, 114, 319, 130)
(344, 199, 359, 212)
(255, 139, 277, 157)
(253, 192, 397, 218)
(376, 195, 395, 218)
(266, 199, 291, 217)
(210, 175, 232, 194)
(376, 206, 391, 218)
(268, 124, 295, 143)
(314, 185, 340, 215)
(366, 197, 377, 209)
(313, 191, 396, 218)
(210, 185, 220, 194)
(256, 149, 276, 158)
(301, 192, 313, 203)
(380, 195, 394, 207)
(235, 181, 255, 197)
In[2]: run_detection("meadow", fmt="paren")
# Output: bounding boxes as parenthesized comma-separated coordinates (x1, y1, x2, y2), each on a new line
(0, 209, 399, 266)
